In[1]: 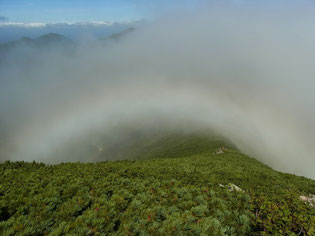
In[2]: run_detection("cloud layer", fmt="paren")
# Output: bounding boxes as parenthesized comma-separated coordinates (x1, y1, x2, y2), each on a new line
(0, 1, 314, 179)
(0, 21, 137, 28)
(0, 20, 142, 43)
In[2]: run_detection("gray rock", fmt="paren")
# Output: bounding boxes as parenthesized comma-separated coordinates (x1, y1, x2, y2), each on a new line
(219, 183, 244, 192)
(299, 194, 315, 207)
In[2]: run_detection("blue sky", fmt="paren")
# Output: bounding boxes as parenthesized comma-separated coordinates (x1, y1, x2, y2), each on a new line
(0, 0, 202, 23)
(0, 0, 146, 23)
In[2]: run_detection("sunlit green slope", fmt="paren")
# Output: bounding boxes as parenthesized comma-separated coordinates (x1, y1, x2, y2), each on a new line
(0, 134, 314, 235)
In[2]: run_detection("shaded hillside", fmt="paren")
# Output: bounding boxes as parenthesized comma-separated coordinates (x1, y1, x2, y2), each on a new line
(0, 135, 314, 235)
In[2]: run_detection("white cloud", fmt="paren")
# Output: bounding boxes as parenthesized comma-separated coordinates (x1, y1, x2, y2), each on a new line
(0, 21, 141, 28)
(0, 22, 46, 28)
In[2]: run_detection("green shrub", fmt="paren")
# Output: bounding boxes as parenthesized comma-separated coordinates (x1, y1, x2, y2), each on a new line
(0, 145, 314, 235)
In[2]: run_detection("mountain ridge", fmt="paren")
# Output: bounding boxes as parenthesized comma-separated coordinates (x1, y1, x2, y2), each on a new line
(1, 134, 314, 235)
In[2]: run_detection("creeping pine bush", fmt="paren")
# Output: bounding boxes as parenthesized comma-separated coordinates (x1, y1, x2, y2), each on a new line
(0, 161, 251, 235)
(0, 146, 315, 235)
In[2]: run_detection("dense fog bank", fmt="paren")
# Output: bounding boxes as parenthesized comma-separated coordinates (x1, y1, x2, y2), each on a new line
(0, 1, 314, 179)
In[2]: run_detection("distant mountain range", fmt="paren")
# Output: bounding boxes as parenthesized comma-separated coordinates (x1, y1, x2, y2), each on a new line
(0, 27, 135, 49)
(0, 29, 135, 62)
(0, 33, 74, 51)
(0, 33, 76, 63)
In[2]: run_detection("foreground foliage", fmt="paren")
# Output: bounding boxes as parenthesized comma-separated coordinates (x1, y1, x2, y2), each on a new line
(0, 137, 314, 235)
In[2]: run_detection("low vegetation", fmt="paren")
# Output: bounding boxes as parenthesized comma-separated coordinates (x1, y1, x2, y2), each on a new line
(0, 135, 314, 235)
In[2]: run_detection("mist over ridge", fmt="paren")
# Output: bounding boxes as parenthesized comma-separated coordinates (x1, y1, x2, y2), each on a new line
(0, 1, 314, 179)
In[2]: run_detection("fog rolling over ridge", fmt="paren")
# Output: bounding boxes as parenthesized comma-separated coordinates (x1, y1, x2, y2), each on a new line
(0, 1, 314, 179)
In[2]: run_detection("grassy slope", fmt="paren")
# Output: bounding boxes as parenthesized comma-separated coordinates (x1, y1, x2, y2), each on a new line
(0, 134, 315, 235)
(107, 133, 233, 160)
